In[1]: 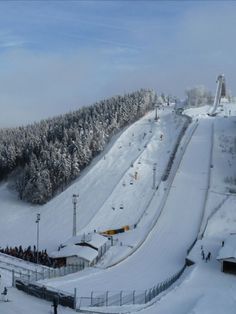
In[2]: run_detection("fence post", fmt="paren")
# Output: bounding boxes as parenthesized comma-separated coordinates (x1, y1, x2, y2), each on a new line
(12, 270, 15, 287)
(27, 270, 30, 284)
(120, 291, 123, 306)
(90, 291, 93, 306)
(74, 288, 77, 310)
(105, 291, 109, 306)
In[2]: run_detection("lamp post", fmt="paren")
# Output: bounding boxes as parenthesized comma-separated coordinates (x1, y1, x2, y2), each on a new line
(154, 104, 158, 121)
(152, 164, 156, 189)
(72, 194, 79, 237)
(35, 213, 40, 264)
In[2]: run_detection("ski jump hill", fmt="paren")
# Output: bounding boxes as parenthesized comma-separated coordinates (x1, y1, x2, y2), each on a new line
(1, 84, 236, 313)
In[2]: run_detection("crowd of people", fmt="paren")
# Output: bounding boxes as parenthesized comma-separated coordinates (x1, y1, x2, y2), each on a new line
(0, 245, 54, 267)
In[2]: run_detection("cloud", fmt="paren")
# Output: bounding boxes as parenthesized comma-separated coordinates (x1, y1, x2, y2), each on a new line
(0, 30, 25, 49)
(0, 1, 236, 127)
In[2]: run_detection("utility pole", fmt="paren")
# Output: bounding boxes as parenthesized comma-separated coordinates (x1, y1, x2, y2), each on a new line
(72, 194, 79, 237)
(152, 164, 156, 189)
(35, 213, 40, 264)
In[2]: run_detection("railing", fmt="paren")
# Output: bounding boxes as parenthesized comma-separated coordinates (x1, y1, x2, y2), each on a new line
(13, 263, 84, 286)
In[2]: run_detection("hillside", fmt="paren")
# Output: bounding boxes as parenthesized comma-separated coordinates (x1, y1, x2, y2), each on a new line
(0, 89, 156, 204)
(1, 102, 236, 314)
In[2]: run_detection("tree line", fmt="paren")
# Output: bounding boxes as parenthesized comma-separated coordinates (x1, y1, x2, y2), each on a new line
(0, 89, 156, 204)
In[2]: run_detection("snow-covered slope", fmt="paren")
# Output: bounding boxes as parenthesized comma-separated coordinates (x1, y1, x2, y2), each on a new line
(1, 102, 236, 314)
(0, 107, 185, 251)
(141, 102, 236, 314)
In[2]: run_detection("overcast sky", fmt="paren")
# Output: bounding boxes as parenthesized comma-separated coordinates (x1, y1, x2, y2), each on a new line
(0, 1, 236, 127)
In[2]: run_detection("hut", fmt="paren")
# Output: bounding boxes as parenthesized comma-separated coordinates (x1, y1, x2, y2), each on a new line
(50, 232, 108, 267)
(217, 234, 236, 274)
(63, 232, 108, 258)
(50, 244, 98, 267)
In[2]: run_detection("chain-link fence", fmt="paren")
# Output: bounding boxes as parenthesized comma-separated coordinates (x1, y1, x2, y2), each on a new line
(12, 262, 84, 286)
(77, 263, 186, 309)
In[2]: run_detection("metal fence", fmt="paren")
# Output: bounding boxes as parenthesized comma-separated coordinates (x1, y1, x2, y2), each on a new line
(15, 279, 75, 309)
(13, 262, 85, 285)
(77, 263, 186, 309)
(14, 262, 187, 310)
(162, 117, 191, 181)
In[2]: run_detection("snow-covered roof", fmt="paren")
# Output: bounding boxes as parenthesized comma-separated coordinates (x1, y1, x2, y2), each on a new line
(64, 232, 108, 249)
(49, 244, 98, 262)
(217, 235, 236, 260)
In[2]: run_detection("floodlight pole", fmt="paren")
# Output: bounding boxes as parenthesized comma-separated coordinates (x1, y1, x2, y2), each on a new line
(36, 213, 40, 264)
(153, 164, 156, 189)
(72, 194, 79, 237)
(155, 104, 158, 121)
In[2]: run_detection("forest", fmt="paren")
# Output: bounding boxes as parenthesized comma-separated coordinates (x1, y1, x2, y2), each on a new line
(0, 89, 156, 204)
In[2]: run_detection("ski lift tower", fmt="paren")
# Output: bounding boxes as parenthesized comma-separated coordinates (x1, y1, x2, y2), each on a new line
(72, 194, 79, 237)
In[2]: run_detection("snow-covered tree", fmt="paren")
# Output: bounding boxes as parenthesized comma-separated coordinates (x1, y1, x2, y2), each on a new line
(0, 89, 156, 204)
(185, 86, 213, 107)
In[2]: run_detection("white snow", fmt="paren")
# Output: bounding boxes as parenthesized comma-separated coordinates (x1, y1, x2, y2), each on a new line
(1, 102, 236, 314)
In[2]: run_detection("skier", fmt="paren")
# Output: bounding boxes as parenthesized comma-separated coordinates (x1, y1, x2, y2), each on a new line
(201, 249, 205, 260)
(1, 287, 7, 302)
(206, 252, 211, 262)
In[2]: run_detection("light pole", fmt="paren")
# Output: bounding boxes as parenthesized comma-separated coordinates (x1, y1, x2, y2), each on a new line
(152, 164, 156, 189)
(35, 213, 40, 264)
(72, 194, 79, 237)
(154, 104, 158, 121)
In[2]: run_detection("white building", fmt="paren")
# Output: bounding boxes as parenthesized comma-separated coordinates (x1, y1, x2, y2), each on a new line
(50, 232, 109, 267)
(50, 244, 98, 267)
(63, 232, 109, 258)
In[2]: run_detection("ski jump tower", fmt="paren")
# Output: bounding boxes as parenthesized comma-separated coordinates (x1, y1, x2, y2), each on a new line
(208, 74, 226, 116)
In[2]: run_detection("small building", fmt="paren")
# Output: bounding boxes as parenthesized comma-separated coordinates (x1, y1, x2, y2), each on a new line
(50, 232, 109, 267)
(217, 234, 236, 274)
(174, 100, 185, 114)
(50, 244, 98, 268)
(63, 232, 108, 258)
